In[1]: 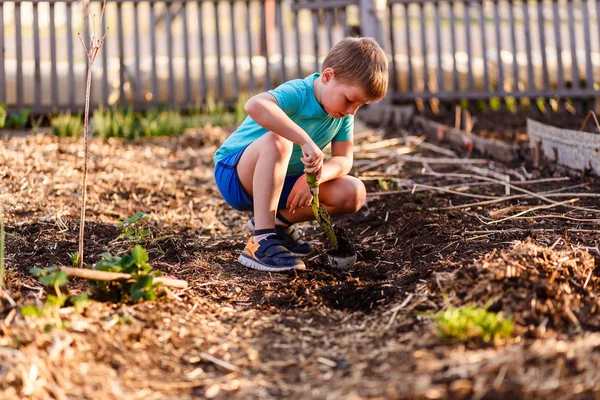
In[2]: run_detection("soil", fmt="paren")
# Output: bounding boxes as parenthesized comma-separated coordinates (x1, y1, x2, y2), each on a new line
(2, 122, 600, 399)
(327, 226, 355, 258)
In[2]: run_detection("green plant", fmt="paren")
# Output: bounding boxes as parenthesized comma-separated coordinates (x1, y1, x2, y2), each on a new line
(118, 212, 151, 242)
(91, 245, 163, 302)
(140, 109, 183, 137)
(69, 252, 80, 268)
(489, 97, 501, 112)
(235, 92, 251, 124)
(535, 97, 547, 114)
(435, 304, 513, 343)
(23, 266, 70, 319)
(0, 104, 6, 129)
(504, 96, 517, 113)
(51, 113, 83, 137)
(93, 107, 138, 139)
(21, 266, 90, 320)
(6, 108, 30, 129)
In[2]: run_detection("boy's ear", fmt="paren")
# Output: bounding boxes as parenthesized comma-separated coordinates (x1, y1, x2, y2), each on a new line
(321, 68, 335, 83)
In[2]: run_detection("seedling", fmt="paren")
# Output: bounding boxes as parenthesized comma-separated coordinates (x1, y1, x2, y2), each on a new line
(435, 304, 513, 343)
(118, 212, 151, 242)
(69, 252, 80, 268)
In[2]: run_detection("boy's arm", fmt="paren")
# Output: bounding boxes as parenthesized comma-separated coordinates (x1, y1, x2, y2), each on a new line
(286, 139, 354, 213)
(318, 140, 353, 183)
(245, 93, 323, 173)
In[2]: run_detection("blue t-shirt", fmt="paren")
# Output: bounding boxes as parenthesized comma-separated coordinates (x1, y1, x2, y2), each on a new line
(213, 73, 354, 176)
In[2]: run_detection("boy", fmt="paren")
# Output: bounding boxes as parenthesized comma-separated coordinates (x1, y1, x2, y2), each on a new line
(214, 37, 388, 272)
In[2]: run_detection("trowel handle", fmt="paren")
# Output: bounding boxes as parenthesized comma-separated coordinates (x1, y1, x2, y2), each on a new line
(306, 173, 319, 196)
(306, 173, 319, 188)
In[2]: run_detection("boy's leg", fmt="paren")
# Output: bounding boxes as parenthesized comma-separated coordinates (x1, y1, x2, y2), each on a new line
(235, 132, 305, 271)
(236, 132, 293, 230)
(277, 175, 366, 224)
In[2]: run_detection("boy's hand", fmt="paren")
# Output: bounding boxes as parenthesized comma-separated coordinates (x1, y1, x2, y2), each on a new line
(300, 142, 324, 174)
(287, 174, 313, 214)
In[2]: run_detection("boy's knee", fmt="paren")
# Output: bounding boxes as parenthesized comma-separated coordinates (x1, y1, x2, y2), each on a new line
(263, 132, 293, 157)
(338, 178, 366, 214)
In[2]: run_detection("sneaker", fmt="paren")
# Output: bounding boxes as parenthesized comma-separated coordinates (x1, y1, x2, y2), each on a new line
(239, 235, 306, 272)
(247, 218, 314, 257)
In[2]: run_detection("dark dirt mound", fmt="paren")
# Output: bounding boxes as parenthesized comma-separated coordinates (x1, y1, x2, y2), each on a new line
(429, 240, 600, 335)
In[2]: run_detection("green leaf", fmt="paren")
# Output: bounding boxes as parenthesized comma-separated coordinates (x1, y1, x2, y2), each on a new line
(130, 275, 155, 302)
(123, 212, 146, 225)
(20, 305, 41, 317)
(99, 251, 114, 260)
(120, 254, 136, 273)
(95, 255, 123, 272)
(132, 245, 149, 266)
(70, 293, 91, 311)
(29, 267, 44, 276)
(46, 294, 68, 307)
(39, 271, 68, 287)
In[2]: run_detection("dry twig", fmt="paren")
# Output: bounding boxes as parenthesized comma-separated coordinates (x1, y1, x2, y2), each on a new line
(59, 266, 188, 289)
(77, 0, 108, 267)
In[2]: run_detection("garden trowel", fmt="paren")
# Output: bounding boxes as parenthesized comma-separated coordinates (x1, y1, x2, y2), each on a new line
(306, 173, 339, 249)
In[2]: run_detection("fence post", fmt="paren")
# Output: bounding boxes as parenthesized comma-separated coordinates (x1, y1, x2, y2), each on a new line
(359, 0, 386, 47)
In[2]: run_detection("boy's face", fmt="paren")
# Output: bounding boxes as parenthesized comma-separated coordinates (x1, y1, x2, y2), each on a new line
(319, 69, 370, 119)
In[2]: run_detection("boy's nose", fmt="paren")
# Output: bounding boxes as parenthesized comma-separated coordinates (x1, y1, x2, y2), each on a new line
(348, 105, 360, 115)
(347, 104, 360, 115)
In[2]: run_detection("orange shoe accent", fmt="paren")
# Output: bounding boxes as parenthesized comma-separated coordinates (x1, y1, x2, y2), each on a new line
(242, 237, 261, 258)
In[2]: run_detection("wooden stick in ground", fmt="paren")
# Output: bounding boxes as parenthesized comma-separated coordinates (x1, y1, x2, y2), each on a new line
(77, 0, 108, 268)
(455, 105, 461, 130)
(60, 267, 188, 289)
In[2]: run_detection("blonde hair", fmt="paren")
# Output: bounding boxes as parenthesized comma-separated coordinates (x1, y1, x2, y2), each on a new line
(321, 37, 388, 102)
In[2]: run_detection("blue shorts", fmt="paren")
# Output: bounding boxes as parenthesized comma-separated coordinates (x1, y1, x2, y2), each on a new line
(214, 146, 303, 212)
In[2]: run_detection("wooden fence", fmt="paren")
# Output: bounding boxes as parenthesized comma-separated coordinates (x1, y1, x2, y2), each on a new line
(0, 0, 599, 114)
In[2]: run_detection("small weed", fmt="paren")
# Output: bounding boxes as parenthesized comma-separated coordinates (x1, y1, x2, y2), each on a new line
(51, 113, 83, 137)
(91, 245, 163, 303)
(489, 97, 501, 112)
(93, 107, 138, 139)
(6, 108, 30, 129)
(24, 266, 72, 320)
(118, 212, 151, 242)
(235, 92, 251, 124)
(435, 304, 513, 343)
(535, 97, 547, 114)
(377, 179, 391, 191)
(69, 252, 80, 268)
(140, 109, 183, 137)
(504, 96, 518, 113)
(0, 104, 6, 128)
